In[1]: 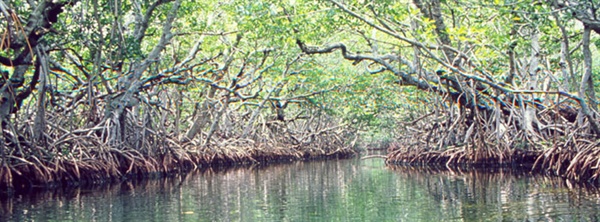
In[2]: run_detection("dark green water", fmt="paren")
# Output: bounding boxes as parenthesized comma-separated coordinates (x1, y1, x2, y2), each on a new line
(2, 157, 600, 221)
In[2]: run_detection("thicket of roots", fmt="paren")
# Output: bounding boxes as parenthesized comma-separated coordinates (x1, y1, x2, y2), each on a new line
(534, 139, 600, 183)
(387, 91, 600, 183)
(0, 99, 357, 190)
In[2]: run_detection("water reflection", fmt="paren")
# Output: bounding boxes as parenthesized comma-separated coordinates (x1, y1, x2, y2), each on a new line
(388, 166, 600, 221)
(2, 158, 600, 221)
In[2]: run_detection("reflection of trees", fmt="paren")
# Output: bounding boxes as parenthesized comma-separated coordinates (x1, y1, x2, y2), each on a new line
(0, 176, 187, 221)
(388, 165, 600, 221)
(187, 160, 360, 221)
(0, 159, 398, 220)
(4, 160, 600, 221)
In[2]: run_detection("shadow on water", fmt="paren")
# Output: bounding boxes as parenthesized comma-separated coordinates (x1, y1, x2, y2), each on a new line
(2, 158, 600, 221)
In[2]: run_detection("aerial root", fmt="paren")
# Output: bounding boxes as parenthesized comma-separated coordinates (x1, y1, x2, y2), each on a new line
(2, 136, 356, 188)
(389, 107, 600, 183)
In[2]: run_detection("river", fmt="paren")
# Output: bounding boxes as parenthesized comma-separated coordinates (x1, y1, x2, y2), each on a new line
(2, 157, 600, 221)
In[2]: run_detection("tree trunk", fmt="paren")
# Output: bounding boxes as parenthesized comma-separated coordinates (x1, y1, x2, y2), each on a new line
(413, 0, 456, 65)
(580, 26, 593, 105)
(205, 95, 230, 146)
(505, 23, 518, 85)
(104, 0, 181, 145)
(33, 46, 49, 145)
(183, 85, 218, 142)
(241, 83, 280, 138)
(524, 30, 540, 136)
(551, 1, 575, 91)
(578, 26, 600, 136)
(582, 26, 597, 111)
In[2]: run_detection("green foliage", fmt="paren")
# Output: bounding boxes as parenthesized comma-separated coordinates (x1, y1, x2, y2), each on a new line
(3, 0, 598, 147)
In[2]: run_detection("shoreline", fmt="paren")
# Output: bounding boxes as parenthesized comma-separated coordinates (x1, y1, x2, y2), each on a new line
(386, 146, 600, 184)
(0, 147, 357, 194)
(6, 142, 600, 194)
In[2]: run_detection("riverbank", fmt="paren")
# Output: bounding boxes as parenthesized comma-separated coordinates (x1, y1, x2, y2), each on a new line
(385, 139, 600, 184)
(0, 145, 356, 192)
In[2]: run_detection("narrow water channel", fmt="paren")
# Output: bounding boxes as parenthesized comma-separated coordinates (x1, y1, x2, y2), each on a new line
(2, 157, 600, 221)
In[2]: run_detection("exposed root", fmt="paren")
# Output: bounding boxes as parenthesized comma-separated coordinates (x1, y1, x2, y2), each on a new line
(387, 145, 539, 168)
(0, 101, 358, 190)
(386, 89, 600, 184)
(533, 139, 600, 183)
(0, 142, 356, 190)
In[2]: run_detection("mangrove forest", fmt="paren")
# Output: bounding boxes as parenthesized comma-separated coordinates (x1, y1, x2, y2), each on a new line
(1, 0, 600, 190)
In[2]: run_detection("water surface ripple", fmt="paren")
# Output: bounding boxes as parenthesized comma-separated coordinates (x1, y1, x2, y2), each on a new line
(2, 157, 600, 221)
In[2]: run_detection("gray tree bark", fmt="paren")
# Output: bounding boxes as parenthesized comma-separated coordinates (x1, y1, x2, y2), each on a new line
(104, 0, 181, 145)
(413, 0, 457, 65)
(578, 26, 600, 135)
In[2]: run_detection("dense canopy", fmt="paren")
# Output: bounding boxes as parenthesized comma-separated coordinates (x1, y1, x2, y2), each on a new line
(1, 0, 600, 187)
